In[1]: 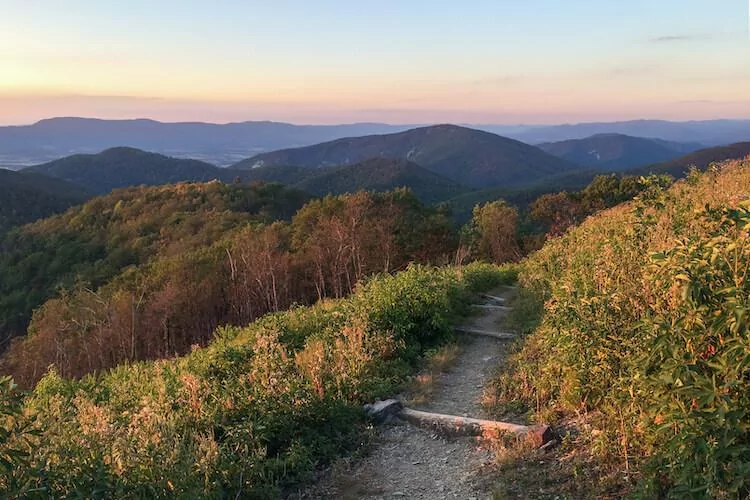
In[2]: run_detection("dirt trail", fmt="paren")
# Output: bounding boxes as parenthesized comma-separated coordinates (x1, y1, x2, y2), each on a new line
(300, 287, 515, 500)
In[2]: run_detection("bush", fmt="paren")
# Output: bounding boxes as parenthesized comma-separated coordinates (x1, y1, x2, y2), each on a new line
(3, 263, 510, 498)
(490, 161, 750, 496)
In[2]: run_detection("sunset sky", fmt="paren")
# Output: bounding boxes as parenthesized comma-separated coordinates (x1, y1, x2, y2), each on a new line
(1, 0, 749, 125)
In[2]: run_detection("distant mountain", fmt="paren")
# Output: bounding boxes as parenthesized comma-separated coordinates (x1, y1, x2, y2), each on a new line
(502, 119, 750, 146)
(234, 125, 579, 189)
(538, 134, 703, 171)
(631, 142, 750, 178)
(0, 169, 90, 234)
(3, 117, 749, 169)
(293, 158, 468, 204)
(23, 147, 235, 194)
(0, 117, 412, 168)
(18, 148, 465, 203)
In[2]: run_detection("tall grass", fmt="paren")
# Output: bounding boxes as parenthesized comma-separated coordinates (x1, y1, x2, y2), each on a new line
(0, 263, 514, 498)
(491, 160, 750, 497)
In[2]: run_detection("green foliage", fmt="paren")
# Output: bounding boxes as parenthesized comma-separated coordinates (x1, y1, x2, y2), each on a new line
(0, 169, 90, 236)
(463, 201, 522, 264)
(293, 158, 468, 204)
(1, 263, 509, 498)
(0, 181, 309, 349)
(640, 203, 750, 497)
(491, 160, 750, 495)
(0, 376, 39, 494)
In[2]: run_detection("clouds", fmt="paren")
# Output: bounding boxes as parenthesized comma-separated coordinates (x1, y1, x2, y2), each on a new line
(648, 34, 715, 44)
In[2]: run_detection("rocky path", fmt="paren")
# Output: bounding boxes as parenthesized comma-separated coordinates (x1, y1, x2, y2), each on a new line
(300, 287, 516, 500)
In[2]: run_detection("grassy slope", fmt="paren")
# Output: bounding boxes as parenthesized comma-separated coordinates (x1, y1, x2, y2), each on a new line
(486, 159, 750, 497)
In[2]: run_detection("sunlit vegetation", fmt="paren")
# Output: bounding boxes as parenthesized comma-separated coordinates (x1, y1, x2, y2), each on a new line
(488, 160, 750, 496)
(1, 186, 458, 387)
(0, 156, 695, 498)
(0, 181, 310, 352)
(0, 263, 513, 497)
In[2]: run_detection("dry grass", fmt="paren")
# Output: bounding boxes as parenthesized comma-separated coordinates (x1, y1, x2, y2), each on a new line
(488, 416, 635, 499)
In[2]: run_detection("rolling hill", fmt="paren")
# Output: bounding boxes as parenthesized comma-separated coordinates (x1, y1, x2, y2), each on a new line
(0, 169, 91, 234)
(631, 142, 750, 177)
(504, 119, 750, 146)
(293, 158, 468, 204)
(19, 148, 465, 202)
(538, 133, 702, 171)
(22, 147, 236, 194)
(233, 124, 580, 189)
(0, 117, 412, 168)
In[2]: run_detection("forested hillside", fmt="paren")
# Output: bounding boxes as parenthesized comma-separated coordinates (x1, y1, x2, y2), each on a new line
(538, 133, 698, 171)
(0, 185, 457, 386)
(0, 169, 90, 234)
(235, 124, 579, 189)
(294, 158, 467, 204)
(0, 182, 309, 352)
(489, 159, 750, 496)
(632, 141, 750, 177)
(23, 147, 235, 194)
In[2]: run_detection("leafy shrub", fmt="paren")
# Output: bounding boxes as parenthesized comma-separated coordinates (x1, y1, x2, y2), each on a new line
(3, 263, 510, 498)
(491, 160, 750, 495)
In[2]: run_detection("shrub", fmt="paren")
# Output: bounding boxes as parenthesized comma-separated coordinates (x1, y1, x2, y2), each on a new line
(3, 263, 511, 498)
(490, 160, 750, 495)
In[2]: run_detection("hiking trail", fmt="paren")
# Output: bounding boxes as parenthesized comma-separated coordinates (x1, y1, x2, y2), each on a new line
(298, 286, 522, 500)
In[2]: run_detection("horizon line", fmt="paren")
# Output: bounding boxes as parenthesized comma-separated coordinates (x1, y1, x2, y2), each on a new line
(3, 115, 750, 129)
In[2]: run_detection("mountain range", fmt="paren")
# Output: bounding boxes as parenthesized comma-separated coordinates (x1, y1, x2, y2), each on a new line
(632, 142, 750, 177)
(538, 134, 703, 171)
(7, 124, 750, 237)
(235, 124, 579, 189)
(498, 119, 750, 145)
(2, 117, 750, 169)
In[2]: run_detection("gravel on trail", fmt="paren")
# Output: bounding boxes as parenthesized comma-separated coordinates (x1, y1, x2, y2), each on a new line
(297, 287, 517, 500)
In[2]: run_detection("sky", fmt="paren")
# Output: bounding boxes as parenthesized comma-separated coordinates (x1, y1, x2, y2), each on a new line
(1, 0, 749, 125)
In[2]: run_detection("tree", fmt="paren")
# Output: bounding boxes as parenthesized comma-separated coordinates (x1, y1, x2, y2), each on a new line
(468, 201, 522, 264)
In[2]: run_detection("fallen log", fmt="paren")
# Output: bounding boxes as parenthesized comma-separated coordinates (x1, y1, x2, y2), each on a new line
(481, 294, 506, 303)
(455, 327, 516, 340)
(398, 407, 553, 446)
(471, 304, 511, 311)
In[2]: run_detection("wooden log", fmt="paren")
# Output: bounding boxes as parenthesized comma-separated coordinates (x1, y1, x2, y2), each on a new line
(398, 407, 553, 445)
(481, 294, 506, 303)
(471, 304, 511, 311)
(455, 327, 516, 340)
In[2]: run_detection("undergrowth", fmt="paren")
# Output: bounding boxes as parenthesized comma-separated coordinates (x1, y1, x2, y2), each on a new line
(487, 160, 750, 498)
(0, 263, 514, 498)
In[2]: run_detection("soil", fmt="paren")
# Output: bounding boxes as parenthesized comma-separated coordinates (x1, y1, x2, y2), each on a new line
(296, 287, 518, 500)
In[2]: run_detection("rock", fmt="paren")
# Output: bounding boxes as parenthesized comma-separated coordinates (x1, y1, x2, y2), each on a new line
(364, 399, 403, 424)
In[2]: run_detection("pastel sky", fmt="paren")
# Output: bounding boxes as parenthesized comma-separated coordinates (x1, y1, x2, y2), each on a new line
(1, 0, 749, 125)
